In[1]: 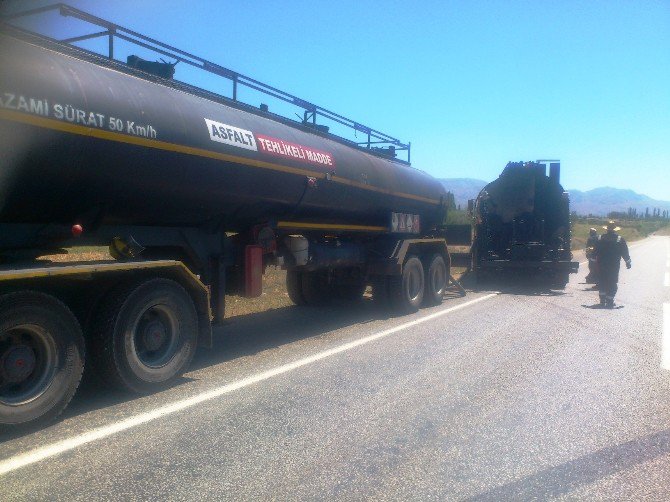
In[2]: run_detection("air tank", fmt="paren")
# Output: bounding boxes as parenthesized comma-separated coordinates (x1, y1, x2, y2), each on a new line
(0, 32, 446, 238)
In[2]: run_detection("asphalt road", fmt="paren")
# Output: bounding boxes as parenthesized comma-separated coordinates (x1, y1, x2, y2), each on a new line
(1, 236, 669, 500)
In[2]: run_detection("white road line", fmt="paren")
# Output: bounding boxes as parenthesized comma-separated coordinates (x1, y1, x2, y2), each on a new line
(663, 303, 670, 371)
(0, 293, 498, 476)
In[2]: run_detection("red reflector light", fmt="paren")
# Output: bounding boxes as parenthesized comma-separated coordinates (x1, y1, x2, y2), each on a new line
(71, 224, 83, 237)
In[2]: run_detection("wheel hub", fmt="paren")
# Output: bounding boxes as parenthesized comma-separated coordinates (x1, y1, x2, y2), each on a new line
(141, 320, 167, 352)
(1, 344, 36, 383)
(407, 266, 422, 300)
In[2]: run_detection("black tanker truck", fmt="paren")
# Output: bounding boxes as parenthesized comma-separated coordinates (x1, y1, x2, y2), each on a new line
(0, 6, 452, 427)
(469, 161, 579, 286)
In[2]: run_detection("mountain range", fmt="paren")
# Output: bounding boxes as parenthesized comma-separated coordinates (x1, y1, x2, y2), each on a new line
(439, 178, 670, 217)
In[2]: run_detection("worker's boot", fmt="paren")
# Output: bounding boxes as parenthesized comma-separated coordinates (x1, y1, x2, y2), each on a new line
(605, 297, 615, 309)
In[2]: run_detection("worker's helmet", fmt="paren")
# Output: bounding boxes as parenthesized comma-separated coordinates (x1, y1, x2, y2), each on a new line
(589, 228, 597, 236)
(602, 220, 621, 232)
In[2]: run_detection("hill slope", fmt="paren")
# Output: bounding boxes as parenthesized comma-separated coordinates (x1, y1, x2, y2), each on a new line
(437, 178, 487, 209)
(568, 187, 670, 216)
(439, 178, 670, 217)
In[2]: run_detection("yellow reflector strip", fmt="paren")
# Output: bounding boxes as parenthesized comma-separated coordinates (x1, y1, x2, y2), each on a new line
(0, 108, 441, 206)
(276, 221, 387, 232)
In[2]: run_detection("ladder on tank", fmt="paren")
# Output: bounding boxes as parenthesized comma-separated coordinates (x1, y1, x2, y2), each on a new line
(1, 3, 411, 164)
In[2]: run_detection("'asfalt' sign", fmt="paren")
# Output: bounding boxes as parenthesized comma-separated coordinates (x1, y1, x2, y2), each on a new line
(205, 118, 257, 151)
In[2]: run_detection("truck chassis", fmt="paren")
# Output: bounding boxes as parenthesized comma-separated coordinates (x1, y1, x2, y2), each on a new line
(0, 228, 450, 428)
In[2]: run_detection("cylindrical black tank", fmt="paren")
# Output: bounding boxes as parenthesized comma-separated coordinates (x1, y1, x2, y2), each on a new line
(0, 32, 446, 236)
(474, 162, 571, 259)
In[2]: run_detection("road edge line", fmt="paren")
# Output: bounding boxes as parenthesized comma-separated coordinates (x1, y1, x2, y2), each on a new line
(663, 303, 670, 371)
(0, 293, 498, 476)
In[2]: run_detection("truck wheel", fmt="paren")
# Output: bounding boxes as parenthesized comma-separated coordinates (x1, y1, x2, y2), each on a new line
(286, 271, 306, 305)
(424, 254, 448, 306)
(0, 292, 84, 428)
(388, 255, 425, 314)
(474, 268, 490, 287)
(301, 271, 330, 305)
(549, 273, 570, 290)
(92, 278, 198, 394)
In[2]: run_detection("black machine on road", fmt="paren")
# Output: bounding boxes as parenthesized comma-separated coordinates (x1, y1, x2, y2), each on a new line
(468, 160, 579, 287)
(0, 5, 453, 428)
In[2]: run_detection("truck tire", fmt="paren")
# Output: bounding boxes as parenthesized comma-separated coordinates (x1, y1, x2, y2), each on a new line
(549, 272, 570, 290)
(423, 254, 448, 306)
(388, 255, 425, 314)
(0, 292, 84, 428)
(476, 270, 488, 285)
(286, 271, 306, 305)
(91, 278, 198, 394)
(301, 271, 330, 305)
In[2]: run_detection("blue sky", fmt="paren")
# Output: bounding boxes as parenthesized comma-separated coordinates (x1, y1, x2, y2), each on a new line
(3, 0, 669, 199)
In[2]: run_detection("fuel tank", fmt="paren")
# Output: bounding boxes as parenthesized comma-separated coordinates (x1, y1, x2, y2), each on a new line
(0, 32, 446, 236)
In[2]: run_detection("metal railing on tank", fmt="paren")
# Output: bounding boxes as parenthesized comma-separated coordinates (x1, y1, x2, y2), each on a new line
(1, 3, 411, 163)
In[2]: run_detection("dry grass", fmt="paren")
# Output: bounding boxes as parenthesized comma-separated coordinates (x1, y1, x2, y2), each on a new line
(570, 220, 669, 250)
(571, 222, 645, 250)
(39, 246, 111, 262)
(226, 266, 293, 317)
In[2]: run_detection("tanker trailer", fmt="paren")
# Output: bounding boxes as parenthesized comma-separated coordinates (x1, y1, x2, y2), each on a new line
(469, 161, 579, 287)
(0, 6, 451, 428)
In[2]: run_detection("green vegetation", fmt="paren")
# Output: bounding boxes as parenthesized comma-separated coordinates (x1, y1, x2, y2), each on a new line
(441, 210, 664, 251)
(446, 209, 471, 225)
(571, 217, 668, 250)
